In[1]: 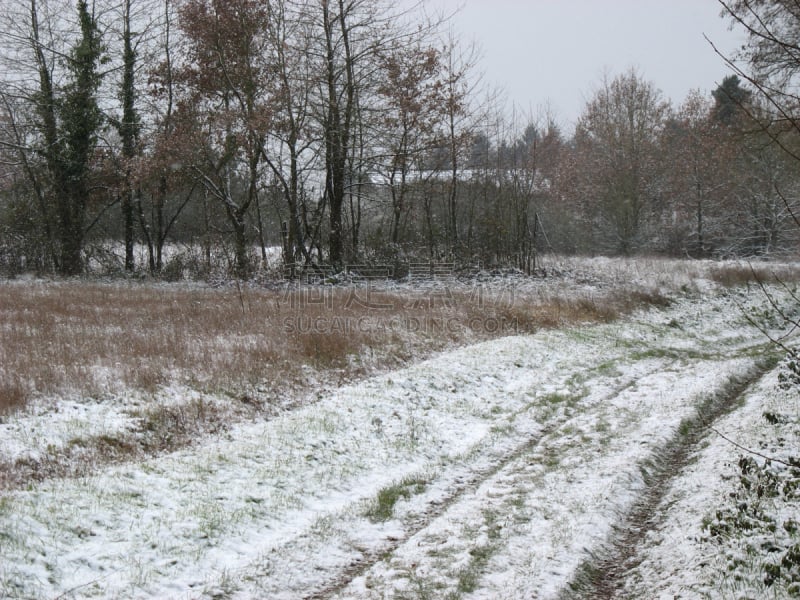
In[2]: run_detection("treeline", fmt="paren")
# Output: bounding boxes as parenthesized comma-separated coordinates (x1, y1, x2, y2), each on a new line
(0, 0, 797, 279)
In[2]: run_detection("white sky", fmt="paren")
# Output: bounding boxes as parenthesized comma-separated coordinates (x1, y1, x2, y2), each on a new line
(423, 0, 745, 130)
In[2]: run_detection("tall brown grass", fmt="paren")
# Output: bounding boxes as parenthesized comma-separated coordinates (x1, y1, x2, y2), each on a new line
(0, 278, 674, 419)
(0, 376, 27, 417)
(709, 262, 800, 287)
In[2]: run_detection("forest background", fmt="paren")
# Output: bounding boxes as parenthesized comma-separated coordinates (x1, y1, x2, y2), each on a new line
(0, 0, 795, 280)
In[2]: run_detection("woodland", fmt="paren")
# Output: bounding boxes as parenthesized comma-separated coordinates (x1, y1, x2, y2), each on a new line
(0, 0, 798, 279)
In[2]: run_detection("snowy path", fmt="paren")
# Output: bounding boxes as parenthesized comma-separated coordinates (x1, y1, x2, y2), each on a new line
(0, 288, 789, 599)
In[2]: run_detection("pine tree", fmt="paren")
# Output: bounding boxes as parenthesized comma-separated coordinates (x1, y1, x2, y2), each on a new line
(711, 75, 752, 126)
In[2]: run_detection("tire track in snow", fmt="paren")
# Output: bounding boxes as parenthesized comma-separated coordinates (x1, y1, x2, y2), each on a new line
(306, 359, 678, 599)
(558, 357, 778, 600)
(323, 353, 772, 599)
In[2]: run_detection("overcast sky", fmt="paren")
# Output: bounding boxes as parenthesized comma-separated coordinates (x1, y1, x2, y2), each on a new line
(423, 0, 745, 130)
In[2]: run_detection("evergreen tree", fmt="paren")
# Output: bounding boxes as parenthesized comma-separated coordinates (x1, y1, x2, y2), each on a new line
(711, 75, 752, 126)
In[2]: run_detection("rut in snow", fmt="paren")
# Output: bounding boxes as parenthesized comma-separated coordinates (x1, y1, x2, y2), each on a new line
(305, 360, 676, 600)
(559, 357, 778, 600)
(305, 357, 692, 600)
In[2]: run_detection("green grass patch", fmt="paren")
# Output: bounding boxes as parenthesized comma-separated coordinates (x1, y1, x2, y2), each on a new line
(366, 475, 429, 522)
(454, 509, 502, 595)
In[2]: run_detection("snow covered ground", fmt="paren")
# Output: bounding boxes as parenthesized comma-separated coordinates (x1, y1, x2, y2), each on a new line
(0, 276, 798, 599)
(616, 365, 800, 600)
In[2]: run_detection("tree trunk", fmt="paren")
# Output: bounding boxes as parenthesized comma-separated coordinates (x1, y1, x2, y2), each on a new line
(59, 196, 84, 275)
(120, 0, 139, 273)
(232, 215, 249, 279)
(322, 0, 355, 267)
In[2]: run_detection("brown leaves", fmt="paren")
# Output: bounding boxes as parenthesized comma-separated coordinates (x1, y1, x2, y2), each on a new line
(177, 0, 274, 113)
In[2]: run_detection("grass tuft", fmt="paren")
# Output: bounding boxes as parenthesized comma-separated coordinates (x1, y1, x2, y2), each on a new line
(367, 475, 429, 522)
(0, 376, 28, 418)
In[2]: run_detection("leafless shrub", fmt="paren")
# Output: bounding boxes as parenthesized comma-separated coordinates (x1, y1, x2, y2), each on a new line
(134, 398, 224, 451)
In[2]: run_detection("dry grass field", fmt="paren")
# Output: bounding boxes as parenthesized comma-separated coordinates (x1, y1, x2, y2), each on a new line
(0, 276, 665, 417)
(3, 257, 798, 421)
(0, 257, 797, 483)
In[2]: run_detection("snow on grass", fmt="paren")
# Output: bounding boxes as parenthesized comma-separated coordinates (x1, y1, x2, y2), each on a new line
(337, 356, 759, 600)
(0, 383, 245, 467)
(0, 284, 794, 599)
(615, 361, 800, 600)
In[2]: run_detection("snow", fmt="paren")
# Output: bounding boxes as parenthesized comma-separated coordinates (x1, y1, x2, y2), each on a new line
(0, 279, 798, 599)
(617, 365, 800, 599)
(0, 384, 229, 465)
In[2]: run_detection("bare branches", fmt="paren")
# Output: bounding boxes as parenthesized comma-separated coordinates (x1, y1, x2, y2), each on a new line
(710, 425, 798, 468)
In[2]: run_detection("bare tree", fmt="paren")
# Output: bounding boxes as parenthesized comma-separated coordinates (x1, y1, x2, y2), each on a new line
(115, 0, 141, 272)
(176, 0, 276, 278)
(375, 40, 444, 248)
(572, 70, 670, 255)
(311, 0, 442, 265)
(317, 0, 358, 267)
(134, 0, 178, 273)
(661, 91, 737, 256)
(437, 34, 480, 255)
(259, 0, 317, 268)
